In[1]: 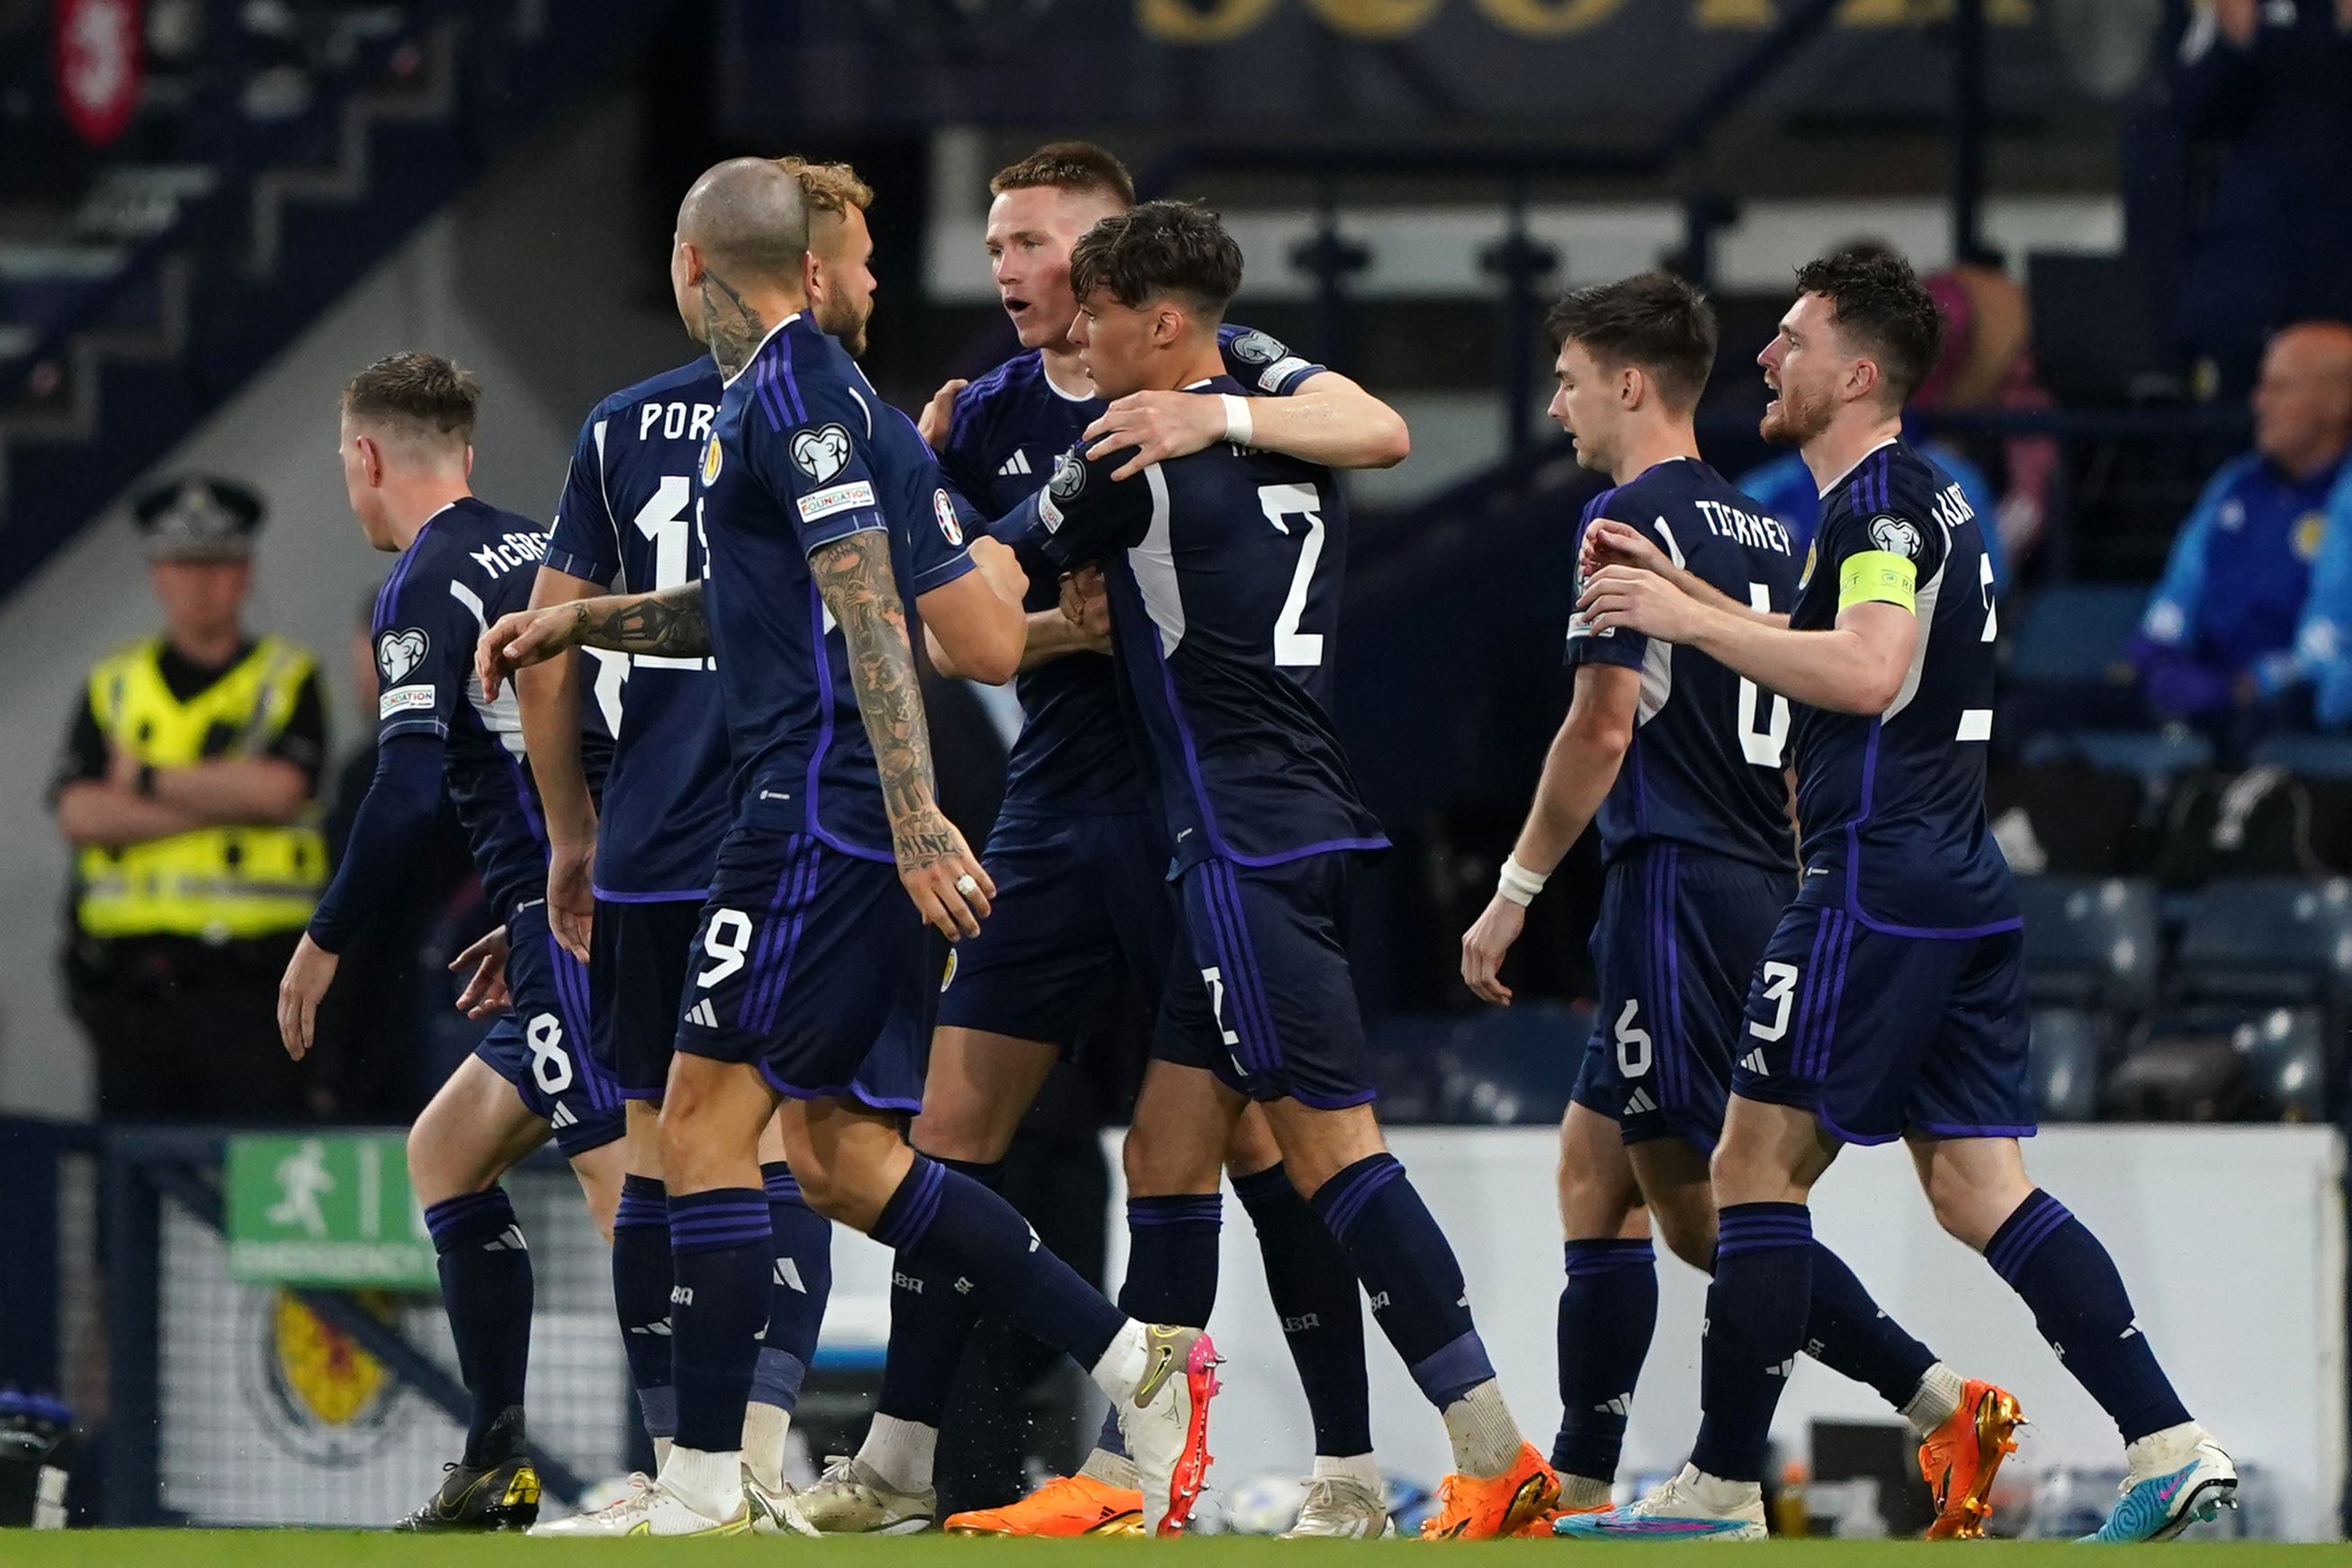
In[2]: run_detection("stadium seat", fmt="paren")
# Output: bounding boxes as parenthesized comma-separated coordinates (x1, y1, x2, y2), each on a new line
(2013, 875, 2159, 1010)
(2028, 1007, 2107, 1124)
(2005, 584, 2147, 688)
(2021, 729, 2214, 791)
(2171, 876, 2352, 1007)
(1368, 1005, 1588, 1126)
(2112, 1007, 2330, 1122)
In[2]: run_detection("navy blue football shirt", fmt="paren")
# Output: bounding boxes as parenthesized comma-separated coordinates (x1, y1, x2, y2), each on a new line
(544, 359, 733, 900)
(997, 373, 1385, 873)
(937, 325, 1324, 818)
(1567, 457, 1800, 874)
(368, 496, 611, 918)
(699, 314, 975, 857)
(1789, 438, 2016, 936)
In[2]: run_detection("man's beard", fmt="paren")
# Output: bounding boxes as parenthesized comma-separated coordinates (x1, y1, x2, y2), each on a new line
(1759, 381, 1832, 446)
(820, 301, 870, 358)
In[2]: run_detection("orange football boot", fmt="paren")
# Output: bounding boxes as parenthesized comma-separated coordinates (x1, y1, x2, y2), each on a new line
(1419, 1442, 1561, 1539)
(1920, 1380, 2025, 1539)
(943, 1474, 1144, 1537)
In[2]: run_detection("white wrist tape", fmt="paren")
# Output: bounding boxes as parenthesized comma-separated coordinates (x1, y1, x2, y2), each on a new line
(1220, 393, 1254, 448)
(1495, 855, 1549, 908)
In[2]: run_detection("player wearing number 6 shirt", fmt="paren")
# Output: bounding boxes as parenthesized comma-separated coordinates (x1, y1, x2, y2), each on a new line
(1457, 274, 2012, 1539)
(275, 352, 625, 1533)
(1563, 249, 2235, 1546)
(993, 199, 1555, 1540)
(473, 158, 1224, 1541)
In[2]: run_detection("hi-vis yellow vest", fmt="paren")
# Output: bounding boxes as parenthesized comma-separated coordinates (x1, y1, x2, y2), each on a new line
(76, 636, 328, 942)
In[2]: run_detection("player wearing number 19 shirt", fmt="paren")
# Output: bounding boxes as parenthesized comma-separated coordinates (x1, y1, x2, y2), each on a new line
(1562, 250, 2233, 1546)
(997, 200, 1557, 1542)
(285, 353, 624, 1532)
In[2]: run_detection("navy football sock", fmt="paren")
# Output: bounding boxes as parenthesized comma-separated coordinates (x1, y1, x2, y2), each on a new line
(1309, 1153, 1496, 1410)
(668, 1187, 773, 1454)
(876, 1154, 1001, 1428)
(1804, 1241, 1938, 1411)
(611, 1175, 677, 1442)
(1985, 1189, 2191, 1443)
(1234, 1161, 1372, 1459)
(756, 1162, 832, 1415)
(423, 1187, 534, 1466)
(1691, 1203, 1813, 1484)
(1554, 1238, 1657, 1482)
(1087, 1193, 1225, 1458)
(874, 1155, 1126, 1371)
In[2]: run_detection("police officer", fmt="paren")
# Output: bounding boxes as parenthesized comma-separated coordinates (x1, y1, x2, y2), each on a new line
(50, 477, 328, 1120)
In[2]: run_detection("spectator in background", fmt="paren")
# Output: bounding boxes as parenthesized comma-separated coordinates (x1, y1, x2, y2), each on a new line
(2290, 454, 2352, 731)
(2169, 0, 2352, 397)
(2133, 321, 2352, 748)
(49, 477, 328, 1121)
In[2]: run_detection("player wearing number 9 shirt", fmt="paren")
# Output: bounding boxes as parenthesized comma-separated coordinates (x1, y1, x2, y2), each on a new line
(282, 352, 624, 1532)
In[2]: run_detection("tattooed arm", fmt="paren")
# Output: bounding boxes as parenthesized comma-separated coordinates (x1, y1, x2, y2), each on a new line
(807, 529, 996, 938)
(475, 582, 707, 697)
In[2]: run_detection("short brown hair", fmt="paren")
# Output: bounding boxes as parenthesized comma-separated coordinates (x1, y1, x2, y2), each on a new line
(1545, 273, 1719, 413)
(776, 157, 873, 218)
(1792, 246, 1943, 407)
(1069, 200, 1243, 320)
(989, 140, 1136, 208)
(340, 351, 480, 446)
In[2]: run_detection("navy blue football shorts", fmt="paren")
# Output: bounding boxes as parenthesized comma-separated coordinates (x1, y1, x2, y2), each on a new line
(589, 893, 704, 1099)
(933, 809, 1176, 1053)
(1154, 852, 1374, 1109)
(473, 898, 626, 1158)
(1730, 900, 2035, 1145)
(671, 823, 936, 1113)
(1570, 845, 1791, 1150)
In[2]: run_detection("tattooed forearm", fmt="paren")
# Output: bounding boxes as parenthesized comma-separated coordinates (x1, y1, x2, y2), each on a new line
(699, 270, 768, 379)
(810, 531, 959, 870)
(576, 582, 710, 658)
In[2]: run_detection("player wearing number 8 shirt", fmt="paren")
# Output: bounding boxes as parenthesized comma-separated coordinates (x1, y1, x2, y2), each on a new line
(998, 200, 1558, 1540)
(1564, 248, 2233, 1545)
(1459, 275, 2013, 1538)
(277, 352, 624, 1531)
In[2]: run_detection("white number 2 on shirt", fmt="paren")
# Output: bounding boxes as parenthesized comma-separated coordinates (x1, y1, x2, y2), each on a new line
(1257, 484, 1326, 668)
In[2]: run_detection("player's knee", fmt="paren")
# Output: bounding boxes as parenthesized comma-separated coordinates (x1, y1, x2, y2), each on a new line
(1649, 1193, 1718, 1272)
(1555, 1151, 1638, 1240)
(908, 1101, 1013, 1167)
(1124, 1120, 1220, 1196)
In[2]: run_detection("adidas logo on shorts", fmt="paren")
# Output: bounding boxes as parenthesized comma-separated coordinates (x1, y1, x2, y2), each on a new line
(686, 999, 719, 1029)
(1624, 1088, 1657, 1116)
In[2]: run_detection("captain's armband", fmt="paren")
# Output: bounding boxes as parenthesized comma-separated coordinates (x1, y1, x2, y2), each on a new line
(1837, 550, 1917, 613)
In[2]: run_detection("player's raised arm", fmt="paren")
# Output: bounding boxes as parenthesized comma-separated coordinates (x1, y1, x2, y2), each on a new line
(516, 563, 604, 960)
(1084, 367, 1409, 481)
(1461, 662, 1642, 1005)
(808, 529, 996, 938)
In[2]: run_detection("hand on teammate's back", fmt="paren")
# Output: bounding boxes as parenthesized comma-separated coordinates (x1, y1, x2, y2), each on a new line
(476, 606, 580, 699)
(1083, 390, 1228, 481)
(916, 377, 969, 450)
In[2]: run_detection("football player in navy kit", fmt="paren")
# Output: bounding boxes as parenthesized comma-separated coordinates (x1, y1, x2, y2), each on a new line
(991, 200, 1556, 1541)
(1459, 274, 2016, 1538)
(478, 158, 1223, 1540)
(514, 159, 881, 1534)
(1566, 250, 2235, 1543)
(278, 353, 626, 1531)
(810, 142, 1405, 1541)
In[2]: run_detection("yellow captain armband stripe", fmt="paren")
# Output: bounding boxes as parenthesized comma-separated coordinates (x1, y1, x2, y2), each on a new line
(1838, 550, 1917, 612)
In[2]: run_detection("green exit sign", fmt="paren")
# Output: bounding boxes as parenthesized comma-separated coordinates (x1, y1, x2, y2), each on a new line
(225, 1133, 436, 1289)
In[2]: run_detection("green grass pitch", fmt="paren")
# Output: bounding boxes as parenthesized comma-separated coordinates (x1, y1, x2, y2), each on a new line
(10, 1536, 2352, 1565)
